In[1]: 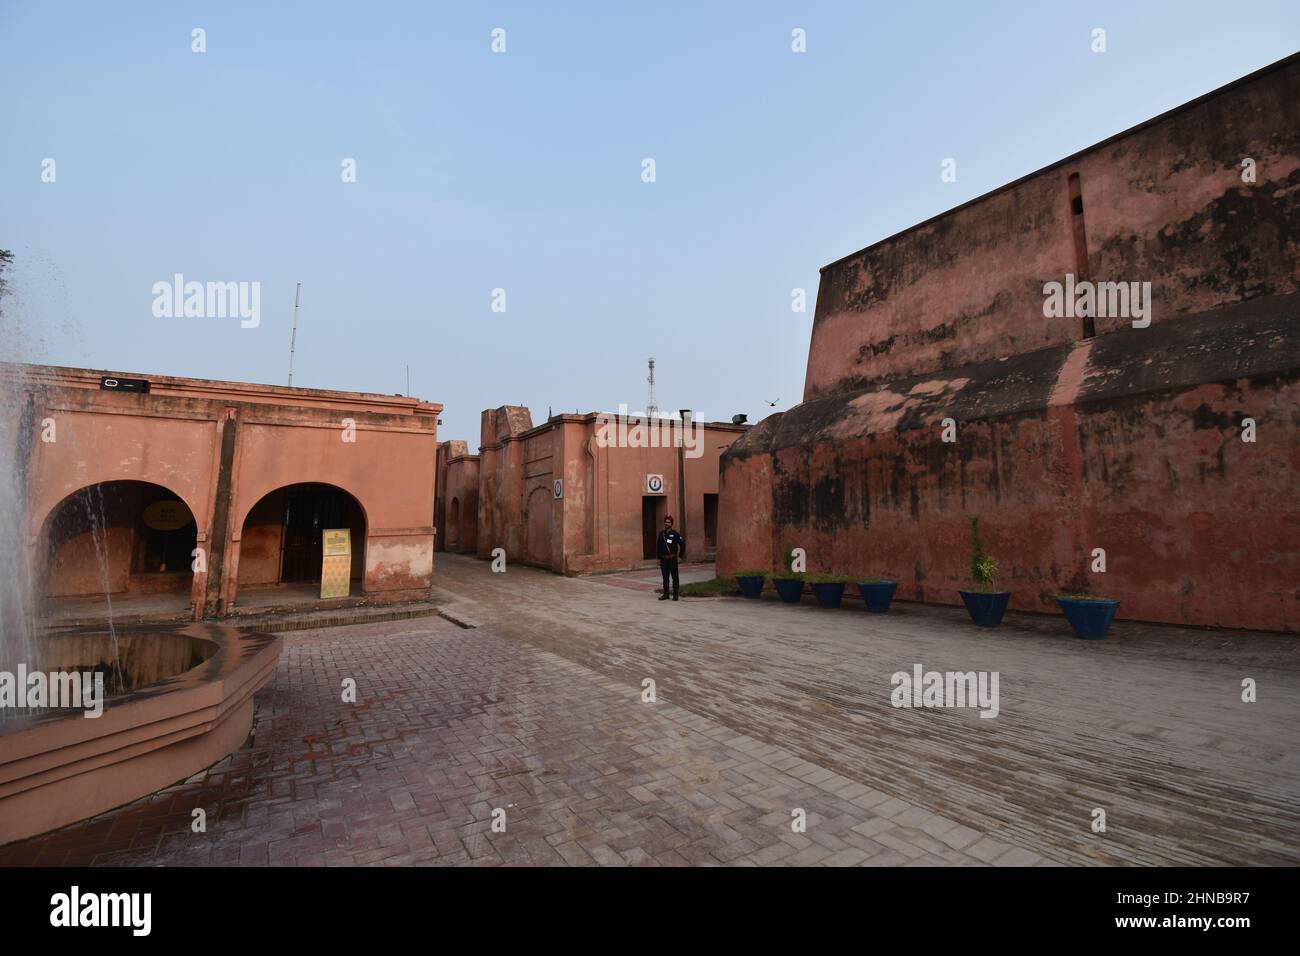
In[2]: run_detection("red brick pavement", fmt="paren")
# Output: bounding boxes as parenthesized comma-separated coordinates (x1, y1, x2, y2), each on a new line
(0, 618, 1008, 866)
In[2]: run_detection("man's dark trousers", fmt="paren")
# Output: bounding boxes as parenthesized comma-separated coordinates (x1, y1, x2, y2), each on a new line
(660, 559, 680, 598)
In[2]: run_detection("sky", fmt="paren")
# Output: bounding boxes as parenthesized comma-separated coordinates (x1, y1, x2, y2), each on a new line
(2, 1, 1297, 450)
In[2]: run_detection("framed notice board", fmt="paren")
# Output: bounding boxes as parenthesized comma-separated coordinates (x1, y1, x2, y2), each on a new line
(320, 528, 352, 599)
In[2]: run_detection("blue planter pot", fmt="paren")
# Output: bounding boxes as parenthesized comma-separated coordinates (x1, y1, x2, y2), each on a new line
(959, 590, 1011, 628)
(736, 575, 765, 599)
(772, 578, 804, 604)
(1056, 597, 1120, 640)
(809, 582, 846, 609)
(856, 581, 898, 613)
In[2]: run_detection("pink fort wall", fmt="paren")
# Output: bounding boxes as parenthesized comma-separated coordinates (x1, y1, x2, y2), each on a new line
(720, 55, 1300, 632)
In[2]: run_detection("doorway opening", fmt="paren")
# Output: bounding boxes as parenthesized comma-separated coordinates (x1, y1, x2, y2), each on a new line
(448, 498, 461, 551)
(239, 483, 365, 592)
(642, 495, 666, 559)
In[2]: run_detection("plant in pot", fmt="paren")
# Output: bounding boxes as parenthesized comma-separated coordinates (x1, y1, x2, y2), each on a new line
(855, 576, 898, 614)
(958, 517, 1011, 628)
(1055, 590, 1121, 640)
(732, 569, 768, 599)
(806, 573, 849, 609)
(771, 548, 805, 604)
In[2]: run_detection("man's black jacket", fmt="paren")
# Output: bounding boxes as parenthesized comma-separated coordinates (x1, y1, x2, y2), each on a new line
(656, 529, 686, 561)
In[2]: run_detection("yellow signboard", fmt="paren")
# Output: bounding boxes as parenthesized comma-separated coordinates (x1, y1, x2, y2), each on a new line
(142, 499, 193, 531)
(320, 528, 352, 599)
(323, 529, 351, 556)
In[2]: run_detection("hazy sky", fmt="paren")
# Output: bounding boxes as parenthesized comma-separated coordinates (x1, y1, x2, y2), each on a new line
(2, 2, 1296, 449)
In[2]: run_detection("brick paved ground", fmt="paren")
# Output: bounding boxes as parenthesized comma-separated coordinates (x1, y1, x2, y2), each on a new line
(427, 555, 1300, 866)
(0, 617, 1014, 866)
(590, 561, 717, 593)
(4, 554, 1297, 866)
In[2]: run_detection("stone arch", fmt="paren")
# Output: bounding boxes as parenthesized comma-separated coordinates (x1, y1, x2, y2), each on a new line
(37, 479, 199, 611)
(448, 498, 461, 551)
(236, 482, 367, 594)
(523, 485, 552, 568)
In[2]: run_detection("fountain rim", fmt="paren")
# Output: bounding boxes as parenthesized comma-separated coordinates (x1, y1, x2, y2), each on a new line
(0, 620, 283, 846)
(0, 621, 280, 737)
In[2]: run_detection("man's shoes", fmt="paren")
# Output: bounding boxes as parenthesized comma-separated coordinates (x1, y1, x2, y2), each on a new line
(658, 593, 670, 601)
(672, 594, 679, 601)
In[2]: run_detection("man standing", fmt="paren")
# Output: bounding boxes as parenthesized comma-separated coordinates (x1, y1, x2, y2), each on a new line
(656, 515, 685, 601)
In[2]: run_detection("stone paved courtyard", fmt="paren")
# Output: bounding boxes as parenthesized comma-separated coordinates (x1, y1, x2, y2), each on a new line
(3, 554, 1297, 866)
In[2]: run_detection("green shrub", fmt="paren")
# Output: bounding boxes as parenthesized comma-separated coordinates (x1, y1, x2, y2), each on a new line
(968, 516, 1000, 592)
(733, 568, 770, 579)
(773, 549, 803, 580)
(680, 577, 741, 597)
(1056, 590, 1115, 602)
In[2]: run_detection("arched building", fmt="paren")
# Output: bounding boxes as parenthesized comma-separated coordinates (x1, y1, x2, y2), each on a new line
(11, 365, 441, 620)
(433, 439, 479, 555)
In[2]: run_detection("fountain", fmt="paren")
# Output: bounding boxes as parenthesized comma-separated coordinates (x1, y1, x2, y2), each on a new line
(0, 251, 283, 845)
(0, 250, 39, 685)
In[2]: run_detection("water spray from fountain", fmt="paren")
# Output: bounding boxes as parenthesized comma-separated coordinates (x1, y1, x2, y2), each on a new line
(0, 248, 42, 682)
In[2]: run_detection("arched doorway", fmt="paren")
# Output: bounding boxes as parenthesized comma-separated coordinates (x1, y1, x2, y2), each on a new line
(238, 483, 366, 599)
(40, 481, 197, 617)
(448, 498, 461, 551)
(523, 486, 551, 567)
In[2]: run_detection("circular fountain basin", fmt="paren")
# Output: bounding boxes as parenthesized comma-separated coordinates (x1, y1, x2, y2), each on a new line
(0, 622, 281, 846)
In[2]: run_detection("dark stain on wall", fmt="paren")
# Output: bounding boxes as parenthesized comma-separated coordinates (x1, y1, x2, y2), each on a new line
(811, 471, 845, 533)
(204, 411, 239, 617)
(859, 336, 896, 358)
(733, 292, 1296, 471)
(1109, 167, 1300, 306)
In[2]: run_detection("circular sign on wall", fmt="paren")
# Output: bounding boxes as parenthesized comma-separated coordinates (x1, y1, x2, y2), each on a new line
(552, 479, 563, 499)
(645, 474, 664, 494)
(142, 499, 194, 531)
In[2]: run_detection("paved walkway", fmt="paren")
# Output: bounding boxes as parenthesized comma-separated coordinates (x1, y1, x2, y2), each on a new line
(426, 555, 1300, 866)
(4, 553, 1297, 866)
(0, 618, 1011, 866)
(589, 562, 718, 593)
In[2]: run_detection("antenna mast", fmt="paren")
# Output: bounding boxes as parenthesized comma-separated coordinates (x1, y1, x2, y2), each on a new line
(287, 282, 301, 386)
(646, 356, 658, 419)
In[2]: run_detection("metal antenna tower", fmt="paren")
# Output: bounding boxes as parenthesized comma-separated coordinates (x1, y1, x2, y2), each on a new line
(646, 356, 658, 419)
(287, 282, 301, 386)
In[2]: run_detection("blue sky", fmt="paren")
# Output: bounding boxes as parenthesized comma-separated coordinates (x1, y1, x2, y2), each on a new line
(2, 1, 1296, 449)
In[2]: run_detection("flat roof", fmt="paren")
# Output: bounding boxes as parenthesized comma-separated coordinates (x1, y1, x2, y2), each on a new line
(6, 362, 443, 414)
